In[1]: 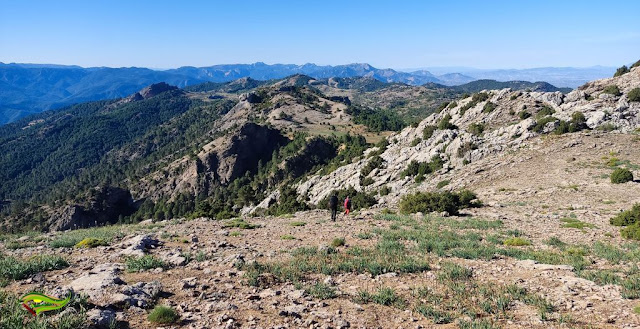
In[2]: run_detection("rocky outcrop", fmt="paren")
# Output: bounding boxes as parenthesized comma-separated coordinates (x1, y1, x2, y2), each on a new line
(209, 123, 289, 184)
(292, 68, 640, 206)
(47, 186, 136, 231)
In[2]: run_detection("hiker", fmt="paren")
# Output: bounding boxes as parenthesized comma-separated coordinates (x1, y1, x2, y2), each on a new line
(344, 196, 352, 216)
(329, 194, 339, 221)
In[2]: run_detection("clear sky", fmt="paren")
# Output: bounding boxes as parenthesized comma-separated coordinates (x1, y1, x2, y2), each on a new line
(1, 0, 639, 69)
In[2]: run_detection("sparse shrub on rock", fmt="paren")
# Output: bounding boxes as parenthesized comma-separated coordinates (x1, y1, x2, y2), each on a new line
(482, 102, 496, 113)
(610, 204, 640, 226)
(611, 204, 640, 240)
(603, 85, 622, 96)
(438, 114, 457, 130)
(318, 186, 377, 211)
(422, 125, 437, 139)
(399, 190, 481, 215)
(401, 156, 444, 178)
(628, 88, 640, 102)
(468, 123, 485, 136)
(614, 65, 630, 77)
(611, 168, 634, 184)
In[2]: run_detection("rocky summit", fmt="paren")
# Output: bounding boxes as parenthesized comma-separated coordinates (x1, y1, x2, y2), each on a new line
(0, 64, 640, 329)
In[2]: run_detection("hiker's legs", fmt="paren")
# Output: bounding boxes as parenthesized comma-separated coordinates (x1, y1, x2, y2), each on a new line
(331, 209, 337, 221)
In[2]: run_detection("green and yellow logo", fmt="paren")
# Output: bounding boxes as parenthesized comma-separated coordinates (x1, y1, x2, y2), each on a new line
(20, 291, 72, 316)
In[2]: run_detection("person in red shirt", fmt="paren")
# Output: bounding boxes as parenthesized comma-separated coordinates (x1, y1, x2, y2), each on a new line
(344, 196, 352, 216)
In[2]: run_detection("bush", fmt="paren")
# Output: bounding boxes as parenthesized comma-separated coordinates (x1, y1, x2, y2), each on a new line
(603, 85, 622, 96)
(422, 125, 437, 139)
(410, 138, 422, 147)
(318, 186, 377, 211)
(148, 305, 179, 324)
(536, 105, 555, 119)
(482, 102, 496, 113)
(331, 237, 346, 247)
(266, 186, 309, 216)
(438, 114, 457, 130)
(399, 190, 481, 215)
(379, 185, 391, 196)
(614, 65, 630, 77)
(436, 102, 450, 112)
(361, 155, 384, 177)
(610, 204, 640, 226)
(532, 116, 557, 133)
(518, 111, 531, 120)
(360, 176, 375, 186)
(632, 59, 640, 69)
(621, 223, 640, 240)
(401, 156, 444, 178)
(629, 88, 640, 102)
(468, 123, 485, 136)
(459, 92, 490, 115)
(436, 180, 450, 189)
(611, 168, 634, 184)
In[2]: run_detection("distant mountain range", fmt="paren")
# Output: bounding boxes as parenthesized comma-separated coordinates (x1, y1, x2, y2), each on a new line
(0, 62, 614, 124)
(404, 66, 616, 89)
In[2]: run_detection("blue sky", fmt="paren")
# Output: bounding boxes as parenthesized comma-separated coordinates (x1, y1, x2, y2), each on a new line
(1, 0, 639, 69)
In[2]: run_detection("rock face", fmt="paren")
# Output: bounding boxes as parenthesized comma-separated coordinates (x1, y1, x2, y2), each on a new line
(136, 122, 289, 199)
(292, 68, 640, 205)
(208, 122, 289, 184)
(47, 186, 136, 231)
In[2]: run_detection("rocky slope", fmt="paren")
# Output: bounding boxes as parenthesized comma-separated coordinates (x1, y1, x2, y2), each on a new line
(294, 67, 640, 206)
(1, 67, 640, 329)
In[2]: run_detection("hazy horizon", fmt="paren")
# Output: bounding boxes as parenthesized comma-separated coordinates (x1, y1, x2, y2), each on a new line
(1, 0, 639, 69)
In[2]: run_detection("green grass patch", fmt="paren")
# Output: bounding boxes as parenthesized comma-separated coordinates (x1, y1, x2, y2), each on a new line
(305, 282, 337, 299)
(148, 305, 179, 324)
(49, 225, 126, 248)
(0, 254, 69, 282)
(561, 218, 596, 230)
(126, 255, 168, 273)
(356, 287, 405, 308)
(289, 221, 307, 227)
(331, 237, 346, 247)
(281, 234, 295, 240)
(223, 219, 258, 229)
(503, 237, 531, 246)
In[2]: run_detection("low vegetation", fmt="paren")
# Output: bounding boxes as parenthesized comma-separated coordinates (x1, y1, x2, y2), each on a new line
(438, 114, 457, 130)
(0, 291, 87, 328)
(399, 190, 481, 215)
(148, 305, 179, 324)
(614, 65, 630, 77)
(611, 204, 640, 240)
(603, 85, 622, 96)
(400, 156, 444, 182)
(422, 125, 437, 139)
(318, 186, 377, 212)
(126, 255, 168, 273)
(0, 254, 68, 285)
(611, 168, 634, 184)
(629, 88, 640, 102)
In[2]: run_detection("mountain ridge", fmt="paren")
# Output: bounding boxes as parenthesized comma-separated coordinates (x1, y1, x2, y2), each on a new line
(0, 61, 613, 124)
